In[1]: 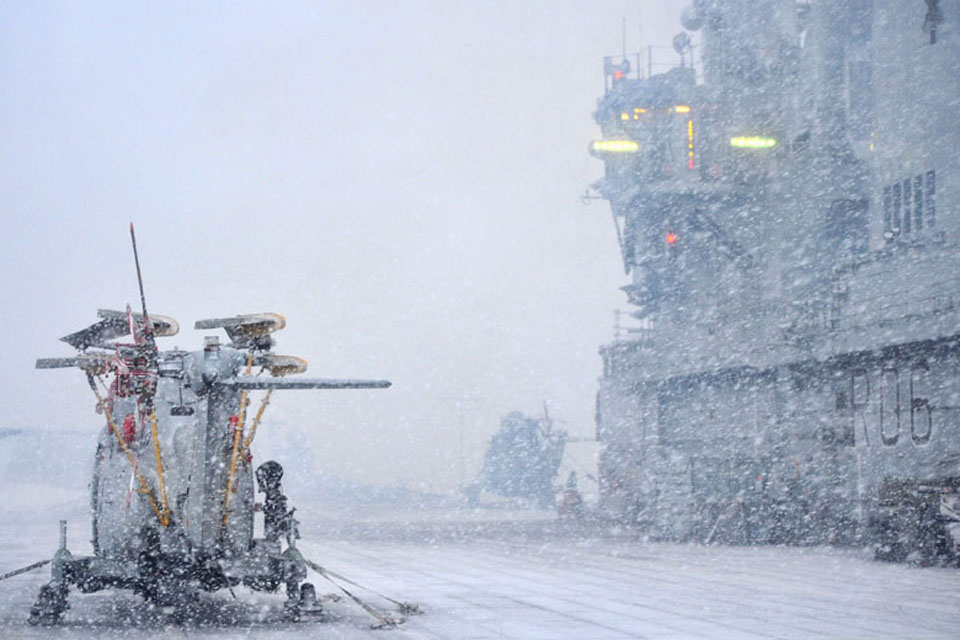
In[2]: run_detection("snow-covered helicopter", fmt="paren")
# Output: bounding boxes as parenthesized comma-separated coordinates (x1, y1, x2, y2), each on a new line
(24, 224, 392, 624)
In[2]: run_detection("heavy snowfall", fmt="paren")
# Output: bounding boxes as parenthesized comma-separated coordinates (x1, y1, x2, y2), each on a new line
(2, 487, 960, 639)
(2, 1, 960, 639)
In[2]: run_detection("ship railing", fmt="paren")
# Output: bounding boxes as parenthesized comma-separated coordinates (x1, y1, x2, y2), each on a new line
(611, 326, 655, 347)
(602, 46, 703, 93)
(829, 276, 960, 335)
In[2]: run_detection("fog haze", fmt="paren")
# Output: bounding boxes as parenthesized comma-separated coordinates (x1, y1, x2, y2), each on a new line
(0, 1, 679, 491)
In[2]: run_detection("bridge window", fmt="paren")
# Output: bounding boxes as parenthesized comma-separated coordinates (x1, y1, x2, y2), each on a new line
(926, 170, 936, 227)
(893, 183, 902, 236)
(882, 171, 935, 240)
(914, 175, 924, 230)
(902, 178, 912, 234)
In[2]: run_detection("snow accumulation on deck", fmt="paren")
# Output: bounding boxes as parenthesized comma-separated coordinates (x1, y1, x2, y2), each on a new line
(1, 498, 959, 639)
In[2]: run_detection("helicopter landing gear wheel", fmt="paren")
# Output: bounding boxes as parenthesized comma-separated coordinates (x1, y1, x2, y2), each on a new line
(282, 581, 322, 621)
(298, 582, 323, 616)
(28, 582, 69, 626)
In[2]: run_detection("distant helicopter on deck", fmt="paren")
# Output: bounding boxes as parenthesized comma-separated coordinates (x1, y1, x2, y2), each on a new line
(24, 224, 392, 624)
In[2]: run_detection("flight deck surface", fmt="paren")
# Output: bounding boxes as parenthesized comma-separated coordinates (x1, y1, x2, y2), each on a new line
(2, 501, 958, 639)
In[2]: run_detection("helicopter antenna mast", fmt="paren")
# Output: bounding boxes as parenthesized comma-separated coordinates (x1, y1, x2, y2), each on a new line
(129, 222, 152, 338)
(128, 222, 171, 526)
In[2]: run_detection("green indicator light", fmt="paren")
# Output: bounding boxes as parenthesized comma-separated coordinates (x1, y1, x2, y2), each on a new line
(730, 136, 777, 149)
(591, 140, 640, 153)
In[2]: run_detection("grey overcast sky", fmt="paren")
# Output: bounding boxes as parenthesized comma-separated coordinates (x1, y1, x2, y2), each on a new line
(0, 1, 683, 492)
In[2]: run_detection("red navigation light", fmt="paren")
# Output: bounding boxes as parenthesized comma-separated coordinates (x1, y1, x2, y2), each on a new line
(666, 232, 677, 245)
(605, 59, 631, 85)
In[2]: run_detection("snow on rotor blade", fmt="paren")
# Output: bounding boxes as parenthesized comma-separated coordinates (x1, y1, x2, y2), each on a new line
(225, 377, 392, 390)
(99, 309, 179, 337)
(194, 313, 285, 333)
(36, 354, 112, 369)
(59, 316, 130, 349)
(36, 358, 87, 369)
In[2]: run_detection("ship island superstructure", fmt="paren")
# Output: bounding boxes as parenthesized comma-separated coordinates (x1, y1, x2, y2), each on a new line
(590, 0, 960, 559)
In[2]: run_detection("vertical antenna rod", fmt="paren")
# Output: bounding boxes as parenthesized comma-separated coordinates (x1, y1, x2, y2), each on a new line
(128, 223, 169, 525)
(622, 17, 627, 62)
(129, 222, 152, 334)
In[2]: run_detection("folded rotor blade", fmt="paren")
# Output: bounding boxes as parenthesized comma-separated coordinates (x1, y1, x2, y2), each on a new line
(37, 358, 88, 369)
(194, 313, 285, 333)
(36, 353, 112, 369)
(60, 316, 129, 350)
(195, 313, 286, 349)
(225, 377, 391, 390)
(254, 354, 308, 376)
(98, 309, 179, 337)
